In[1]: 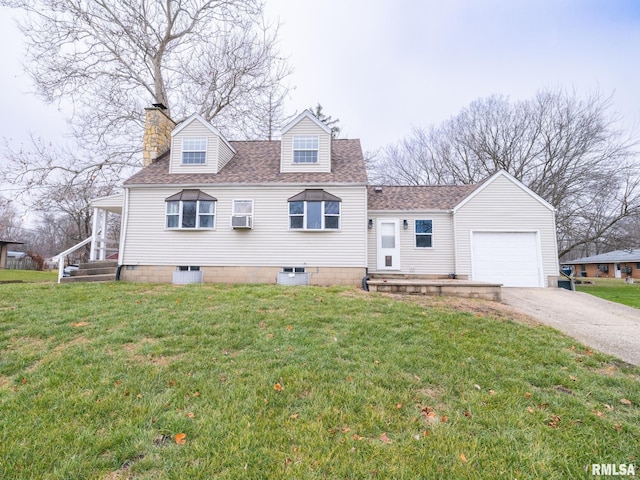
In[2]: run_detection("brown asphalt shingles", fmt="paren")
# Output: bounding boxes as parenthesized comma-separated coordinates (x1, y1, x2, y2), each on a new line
(125, 139, 368, 186)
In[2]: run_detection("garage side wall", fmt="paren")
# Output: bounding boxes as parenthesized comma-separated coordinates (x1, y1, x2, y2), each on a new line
(454, 174, 559, 287)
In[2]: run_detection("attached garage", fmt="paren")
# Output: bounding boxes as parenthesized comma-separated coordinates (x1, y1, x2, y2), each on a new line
(471, 231, 543, 287)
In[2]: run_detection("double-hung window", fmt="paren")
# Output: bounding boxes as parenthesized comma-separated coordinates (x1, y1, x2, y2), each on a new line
(182, 137, 207, 164)
(415, 219, 433, 248)
(166, 190, 216, 229)
(288, 189, 341, 230)
(231, 199, 254, 228)
(293, 136, 319, 163)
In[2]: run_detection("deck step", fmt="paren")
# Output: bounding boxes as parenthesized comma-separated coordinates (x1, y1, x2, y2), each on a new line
(62, 260, 118, 283)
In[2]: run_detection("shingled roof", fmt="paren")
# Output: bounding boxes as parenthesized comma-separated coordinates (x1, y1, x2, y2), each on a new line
(367, 184, 481, 211)
(124, 139, 367, 186)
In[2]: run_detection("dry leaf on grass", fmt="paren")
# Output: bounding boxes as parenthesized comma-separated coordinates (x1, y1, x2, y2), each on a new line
(379, 432, 392, 444)
(620, 398, 632, 405)
(175, 433, 187, 444)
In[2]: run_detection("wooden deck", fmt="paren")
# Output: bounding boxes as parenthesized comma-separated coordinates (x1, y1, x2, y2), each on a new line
(366, 277, 502, 302)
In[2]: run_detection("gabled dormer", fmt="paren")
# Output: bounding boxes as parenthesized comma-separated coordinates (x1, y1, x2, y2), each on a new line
(280, 110, 332, 173)
(169, 113, 236, 174)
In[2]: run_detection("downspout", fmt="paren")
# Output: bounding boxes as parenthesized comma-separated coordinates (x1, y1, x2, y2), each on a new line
(116, 187, 130, 281)
(451, 209, 458, 277)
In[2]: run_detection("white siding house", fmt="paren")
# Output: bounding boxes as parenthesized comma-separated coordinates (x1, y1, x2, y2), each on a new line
(87, 107, 559, 289)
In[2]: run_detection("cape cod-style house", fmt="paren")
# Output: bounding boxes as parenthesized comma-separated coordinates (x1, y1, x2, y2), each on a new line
(56, 105, 560, 296)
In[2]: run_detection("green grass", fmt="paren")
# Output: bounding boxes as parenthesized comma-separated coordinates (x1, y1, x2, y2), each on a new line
(0, 269, 57, 283)
(576, 277, 640, 308)
(1, 282, 638, 479)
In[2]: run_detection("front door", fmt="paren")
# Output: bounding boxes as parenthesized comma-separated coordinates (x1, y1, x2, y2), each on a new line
(377, 218, 400, 270)
(615, 263, 622, 278)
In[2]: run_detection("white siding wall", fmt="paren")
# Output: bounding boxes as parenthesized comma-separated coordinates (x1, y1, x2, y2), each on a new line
(217, 139, 235, 172)
(367, 212, 455, 275)
(454, 175, 558, 285)
(280, 116, 331, 173)
(122, 185, 367, 268)
(170, 120, 221, 174)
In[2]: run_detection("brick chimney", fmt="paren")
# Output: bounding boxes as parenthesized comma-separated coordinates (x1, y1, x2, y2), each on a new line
(142, 103, 175, 167)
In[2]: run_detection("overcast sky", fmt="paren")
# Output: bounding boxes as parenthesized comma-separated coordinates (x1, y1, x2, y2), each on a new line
(1, 0, 639, 155)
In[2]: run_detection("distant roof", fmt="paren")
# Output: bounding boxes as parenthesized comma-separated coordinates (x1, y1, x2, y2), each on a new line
(0, 240, 24, 246)
(569, 249, 640, 264)
(124, 139, 367, 186)
(367, 184, 480, 211)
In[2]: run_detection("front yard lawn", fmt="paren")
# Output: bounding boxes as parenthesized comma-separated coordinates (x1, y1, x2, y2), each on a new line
(0, 282, 638, 479)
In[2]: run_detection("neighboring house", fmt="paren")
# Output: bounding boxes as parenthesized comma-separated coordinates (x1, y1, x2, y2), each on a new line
(85, 105, 560, 288)
(567, 249, 640, 279)
(0, 241, 24, 269)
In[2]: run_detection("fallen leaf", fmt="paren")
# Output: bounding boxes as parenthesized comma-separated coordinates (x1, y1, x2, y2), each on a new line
(527, 406, 535, 413)
(175, 433, 186, 444)
(593, 410, 603, 417)
(441, 415, 448, 423)
(585, 349, 594, 355)
(258, 321, 266, 328)
(72, 321, 89, 327)
(136, 393, 142, 399)
(525, 392, 532, 399)
(614, 424, 622, 431)
(341, 427, 351, 433)
(463, 410, 472, 418)
(620, 398, 632, 405)
(285, 458, 292, 466)
(274, 382, 284, 392)
(396, 403, 403, 409)
(286, 325, 293, 331)
(290, 413, 298, 419)
(267, 333, 274, 339)
(569, 375, 577, 381)
(604, 404, 614, 410)
(186, 412, 195, 418)
(460, 453, 468, 463)
(379, 432, 392, 444)
(352, 434, 365, 441)
(488, 390, 495, 395)
(474, 384, 482, 390)
(423, 429, 431, 437)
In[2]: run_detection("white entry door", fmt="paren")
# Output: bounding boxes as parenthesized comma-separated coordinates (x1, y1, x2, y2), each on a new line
(377, 218, 400, 270)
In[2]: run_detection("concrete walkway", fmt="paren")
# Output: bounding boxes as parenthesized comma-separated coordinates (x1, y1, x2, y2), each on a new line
(501, 288, 640, 366)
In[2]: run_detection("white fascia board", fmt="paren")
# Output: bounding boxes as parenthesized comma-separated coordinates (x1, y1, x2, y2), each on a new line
(453, 169, 555, 213)
(280, 109, 331, 135)
(171, 113, 237, 154)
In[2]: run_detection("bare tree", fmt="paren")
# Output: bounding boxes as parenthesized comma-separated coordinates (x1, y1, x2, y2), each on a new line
(0, 197, 21, 240)
(1, 0, 292, 205)
(371, 88, 640, 259)
(311, 104, 341, 138)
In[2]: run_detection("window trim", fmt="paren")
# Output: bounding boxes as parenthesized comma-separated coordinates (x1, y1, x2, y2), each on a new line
(288, 200, 340, 231)
(181, 137, 208, 165)
(415, 219, 433, 248)
(231, 199, 254, 229)
(292, 135, 319, 164)
(287, 189, 342, 231)
(165, 190, 217, 230)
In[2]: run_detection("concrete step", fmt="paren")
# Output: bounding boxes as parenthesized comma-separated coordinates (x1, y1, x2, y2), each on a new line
(60, 273, 116, 283)
(77, 260, 118, 270)
(70, 266, 117, 276)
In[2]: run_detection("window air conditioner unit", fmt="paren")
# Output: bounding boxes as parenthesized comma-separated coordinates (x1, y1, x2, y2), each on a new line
(231, 215, 252, 229)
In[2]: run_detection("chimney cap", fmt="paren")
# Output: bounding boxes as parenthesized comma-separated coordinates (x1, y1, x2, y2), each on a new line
(151, 102, 167, 110)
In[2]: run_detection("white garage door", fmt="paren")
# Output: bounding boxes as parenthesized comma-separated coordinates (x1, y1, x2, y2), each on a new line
(472, 232, 543, 287)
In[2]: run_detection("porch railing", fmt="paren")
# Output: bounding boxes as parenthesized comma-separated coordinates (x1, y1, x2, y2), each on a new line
(51, 236, 119, 283)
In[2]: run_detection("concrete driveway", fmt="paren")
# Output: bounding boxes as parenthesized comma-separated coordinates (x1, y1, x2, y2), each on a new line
(501, 288, 640, 366)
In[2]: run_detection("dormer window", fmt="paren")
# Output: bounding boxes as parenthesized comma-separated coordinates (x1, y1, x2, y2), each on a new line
(182, 137, 207, 164)
(293, 136, 319, 164)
